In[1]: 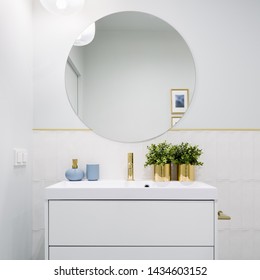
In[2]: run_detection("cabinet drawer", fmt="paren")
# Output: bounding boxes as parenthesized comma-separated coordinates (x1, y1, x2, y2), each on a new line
(49, 246, 214, 260)
(49, 200, 214, 246)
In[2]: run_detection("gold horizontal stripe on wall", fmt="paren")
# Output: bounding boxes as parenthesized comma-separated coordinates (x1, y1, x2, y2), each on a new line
(32, 128, 260, 132)
(169, 128, 260, 131)
(32, 128, 92, 131)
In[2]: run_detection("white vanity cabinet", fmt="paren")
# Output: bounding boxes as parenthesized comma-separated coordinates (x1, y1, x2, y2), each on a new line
(45, 181, 217, 260)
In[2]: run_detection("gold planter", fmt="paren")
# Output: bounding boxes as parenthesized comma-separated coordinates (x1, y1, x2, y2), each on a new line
(177, 164, 195, 181)
(154, 164, 171, 182)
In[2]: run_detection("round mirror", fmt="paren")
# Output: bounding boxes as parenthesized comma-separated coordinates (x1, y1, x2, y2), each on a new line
(65, 11, 196, 142)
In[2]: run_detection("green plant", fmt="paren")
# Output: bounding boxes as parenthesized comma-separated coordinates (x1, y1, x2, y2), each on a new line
(172, 142, 203, 166)
(144, 141, 174, 167)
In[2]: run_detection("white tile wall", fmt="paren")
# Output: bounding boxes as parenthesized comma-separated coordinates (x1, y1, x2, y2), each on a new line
(32, 130, 260, 259)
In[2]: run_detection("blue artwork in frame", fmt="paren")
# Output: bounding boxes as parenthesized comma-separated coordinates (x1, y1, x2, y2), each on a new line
(171, 89, 189, 114)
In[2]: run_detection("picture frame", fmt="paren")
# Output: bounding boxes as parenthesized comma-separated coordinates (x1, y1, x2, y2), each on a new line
(171, 89, 189, 114)
(171, 116, 182, 127)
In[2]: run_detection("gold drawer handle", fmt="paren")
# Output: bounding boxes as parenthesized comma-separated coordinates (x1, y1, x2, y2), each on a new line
(218, 210, 231, 220)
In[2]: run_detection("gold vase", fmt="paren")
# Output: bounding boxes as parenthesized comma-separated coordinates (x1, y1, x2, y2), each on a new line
(154, 164, 171, 182)
(177, 164, 195, 181)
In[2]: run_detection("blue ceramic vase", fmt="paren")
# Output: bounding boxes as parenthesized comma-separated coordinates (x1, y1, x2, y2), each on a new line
(65, 159, 84, 181)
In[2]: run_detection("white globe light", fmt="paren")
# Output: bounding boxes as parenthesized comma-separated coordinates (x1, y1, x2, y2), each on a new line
(56, 0, 68, 10)
(74, 23, 96, 46)
(40, 0, 85, 16)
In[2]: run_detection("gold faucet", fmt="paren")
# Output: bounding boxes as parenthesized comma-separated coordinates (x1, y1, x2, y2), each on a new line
(127, 152, 134, 181)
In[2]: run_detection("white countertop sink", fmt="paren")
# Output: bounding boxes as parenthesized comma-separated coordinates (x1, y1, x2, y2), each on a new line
(45, 180, 217, 200)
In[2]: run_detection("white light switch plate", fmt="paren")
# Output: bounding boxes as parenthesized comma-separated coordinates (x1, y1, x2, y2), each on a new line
(14, 149, 27, 166)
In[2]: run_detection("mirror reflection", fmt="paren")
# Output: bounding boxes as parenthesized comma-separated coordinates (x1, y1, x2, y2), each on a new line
(65, 11, 196, 142)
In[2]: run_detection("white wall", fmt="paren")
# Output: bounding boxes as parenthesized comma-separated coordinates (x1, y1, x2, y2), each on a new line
(0, 0, 33, 259)
(32, 0, 260, 259)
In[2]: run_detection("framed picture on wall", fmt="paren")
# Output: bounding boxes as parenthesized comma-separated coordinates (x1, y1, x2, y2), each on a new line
(171, 89, 189, 114)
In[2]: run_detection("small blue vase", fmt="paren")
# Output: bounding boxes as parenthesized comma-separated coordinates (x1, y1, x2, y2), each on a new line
(86, 164, 99, 181)
(65, 159, 84, 181)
